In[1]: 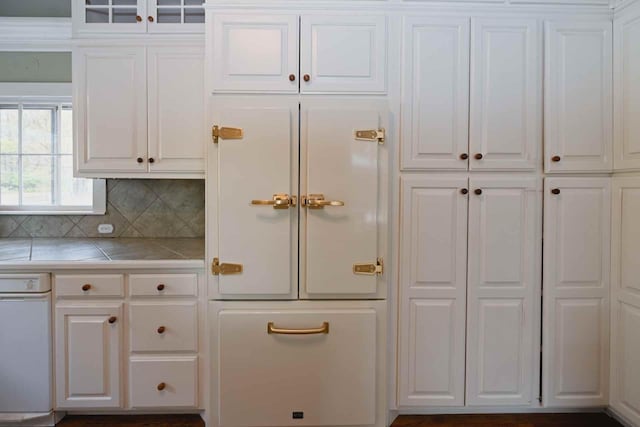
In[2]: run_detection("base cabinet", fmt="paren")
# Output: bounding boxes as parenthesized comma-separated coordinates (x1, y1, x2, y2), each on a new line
(210, 301, 386, 427)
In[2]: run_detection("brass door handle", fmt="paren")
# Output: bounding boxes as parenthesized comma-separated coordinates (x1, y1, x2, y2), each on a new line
(251, 194, 295, 209)
(267, 322, 329, 335)
(303, 194, 344, 209)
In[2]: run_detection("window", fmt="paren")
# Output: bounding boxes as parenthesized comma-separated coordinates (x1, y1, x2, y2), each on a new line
(0, 84, 105, 214)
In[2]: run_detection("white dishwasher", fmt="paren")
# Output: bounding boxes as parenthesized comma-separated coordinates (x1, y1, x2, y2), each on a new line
(0, 274, 53, 425)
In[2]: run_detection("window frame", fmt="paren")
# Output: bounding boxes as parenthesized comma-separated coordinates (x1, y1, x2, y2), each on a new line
(0, 83, 106, 215)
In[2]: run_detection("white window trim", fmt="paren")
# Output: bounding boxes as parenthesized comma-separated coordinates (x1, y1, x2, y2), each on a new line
(0, 83, 106, 215)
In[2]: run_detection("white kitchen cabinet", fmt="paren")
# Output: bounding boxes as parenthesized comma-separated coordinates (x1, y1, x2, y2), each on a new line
(469, 18, 540, 171)
(55, 304, 123, 409)
(300, 15, 387, 93)
(543, 178, 610, 407)
(208, 13, 386, 94)
(466, 177, 540, 406)
(210, 301, 386, 427)
(610, 177, 640, 426)
(401, 17, 470, 170)
(398, 176, 468, 407)
(74, 44, 205, 178)
(614, 6, 640, 171)
(73, 0, 205, 36)
(545, 21, 613, 173)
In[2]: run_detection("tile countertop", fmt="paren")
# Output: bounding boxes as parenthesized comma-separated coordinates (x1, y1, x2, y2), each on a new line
(0, 238, 205, 270)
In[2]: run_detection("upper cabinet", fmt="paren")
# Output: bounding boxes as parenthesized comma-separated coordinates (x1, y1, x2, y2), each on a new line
(73, 0, 205, 36)
(545, 21, 613, 173)
(401, 17, 540, 171)
(469, 18, 540, 171)
(208, 13, 387, 94)
(74, 44, 205, 178)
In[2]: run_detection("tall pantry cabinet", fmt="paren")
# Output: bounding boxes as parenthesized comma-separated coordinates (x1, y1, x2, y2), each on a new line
(206, 10, 388, 427)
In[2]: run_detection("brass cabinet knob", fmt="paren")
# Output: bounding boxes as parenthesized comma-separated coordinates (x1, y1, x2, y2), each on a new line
(461, 188, 468, 195)
(289, 74, 296, 82)
(137, 157, 144, 163)
(474, 189, 482, 195)
(157, 284, 165, 291)
(303, 74, 311, 82)
(82, 284, 91, 291)
(157, 382, 166, 391)
(148, 16, 154, 22)
(552, 155, 561, 162)
(460, 153, 468, 160)
(157, 326, 166, 334)
(148, 157, 155, 163)
(136, 15, 142, 22)
(108, 316, 117, 324)
(474, 153, 483, 160)
(551, 188, 561, 195)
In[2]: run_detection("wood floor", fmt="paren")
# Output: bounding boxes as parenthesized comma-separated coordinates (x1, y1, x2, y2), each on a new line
(56, 413, 624, 427)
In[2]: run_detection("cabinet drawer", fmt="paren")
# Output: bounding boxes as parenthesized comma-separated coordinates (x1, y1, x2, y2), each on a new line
(55, 274, 124, 298)
(130, 302, 197, 352)
(217, 308, 376, 427)
(129, 274, 197, 297)
(129, 356, 197, 408)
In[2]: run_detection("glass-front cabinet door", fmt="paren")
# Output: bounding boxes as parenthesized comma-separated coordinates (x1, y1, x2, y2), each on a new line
(73, 0, 205, 34)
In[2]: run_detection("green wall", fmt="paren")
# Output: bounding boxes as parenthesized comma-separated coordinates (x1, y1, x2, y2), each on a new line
(0, 52, 71, 83)
(0, 0, 71, 18)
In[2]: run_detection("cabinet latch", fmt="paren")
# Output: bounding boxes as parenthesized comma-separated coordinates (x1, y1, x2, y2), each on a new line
(354, 128, 385, 144)
(212, 125, 243, 144)
(353, 258, 383, 276)
(212, 257, 243, 275)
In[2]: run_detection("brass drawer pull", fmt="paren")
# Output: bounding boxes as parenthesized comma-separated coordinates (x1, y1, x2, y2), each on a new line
(267, 322, 329, 335)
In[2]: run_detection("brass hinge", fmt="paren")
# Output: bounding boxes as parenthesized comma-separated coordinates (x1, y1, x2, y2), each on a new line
(211, 257, 243, 275)
(212, 125, 243, 144)
(355, 128, 385, 144)
(353, 258, 383, 276)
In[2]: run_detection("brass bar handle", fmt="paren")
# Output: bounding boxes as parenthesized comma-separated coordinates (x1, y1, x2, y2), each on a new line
(313, 200, 345, 207)
(303, 194, 344, 209)
(251, 194, 295, 209)
(267, 322, 329, 335)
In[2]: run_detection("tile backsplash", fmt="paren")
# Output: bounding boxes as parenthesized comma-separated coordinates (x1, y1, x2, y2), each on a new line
(0, 179, 205, 238)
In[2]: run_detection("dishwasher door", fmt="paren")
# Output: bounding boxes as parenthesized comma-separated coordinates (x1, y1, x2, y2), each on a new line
(0, 293, 52, 413)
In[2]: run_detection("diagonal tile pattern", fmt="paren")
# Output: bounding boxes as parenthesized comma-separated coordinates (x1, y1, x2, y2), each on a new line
(0, 179, 205, 238)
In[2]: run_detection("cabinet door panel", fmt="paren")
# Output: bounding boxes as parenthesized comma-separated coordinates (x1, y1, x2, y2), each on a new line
(148, 45, 205, 174)
(398, 176, 468, 406)
(210, 14, 299, 93)
(401, 17, 470, 170)
(543, 178, 610, 407)
(470, 19, 540, 170)
(211, 97, 298, 299)
(300, 100, 387, 298)
(300, 15, 386, 93)
(72, 1, 146, 35)
(466, 178, 540, 406)
(545, 21, 613, 172)
(55, 304, 122, 409)
(74, 46, 147, 175)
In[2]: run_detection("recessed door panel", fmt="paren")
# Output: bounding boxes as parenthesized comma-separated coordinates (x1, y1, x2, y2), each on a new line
(212, 97, 298, 299)
(300, 102, 386, 297)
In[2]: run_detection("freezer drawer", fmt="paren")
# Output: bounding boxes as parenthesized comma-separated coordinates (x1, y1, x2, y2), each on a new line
(215, 307, 377, 427)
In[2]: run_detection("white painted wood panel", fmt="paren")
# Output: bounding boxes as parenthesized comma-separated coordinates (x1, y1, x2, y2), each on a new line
(466, 177, 540, 406)
(401, 17, 470, 170)
(55, 274, 124, 298)
(300, 15, 386, 93)
(147, 45, 205, 174)
(543, 178, 610, 407)
(74, 46, 148, 175)
(614, 9, 640, 171)
(470, 18, 540, 171)
(210, 14, 299, 93)
(545, 21, 613, 173)
(55, 304, 123, 409)
(611, 177, 640, 425)
(129, 356, 198, 408)
(398, 176, 468, 407)
(211, 97, 298, 299)
(129, 302, 197, 352)
(129, 273, 198, 297)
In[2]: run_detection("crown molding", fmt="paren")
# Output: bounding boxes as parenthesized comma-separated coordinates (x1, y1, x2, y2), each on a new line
(0, 17, 72, 51)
